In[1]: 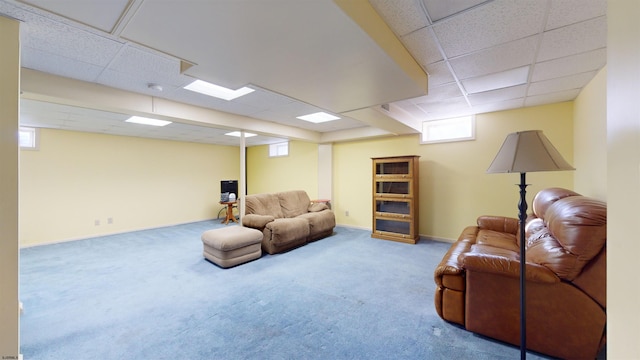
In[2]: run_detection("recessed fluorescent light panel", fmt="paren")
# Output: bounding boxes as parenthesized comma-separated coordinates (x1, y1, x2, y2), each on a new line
(125, 116, 172, 127)
(296, 112, 340, 123)
(184, 79, 255, 101)
(225, 131, 257, 137)
(462, 66, 530, 94)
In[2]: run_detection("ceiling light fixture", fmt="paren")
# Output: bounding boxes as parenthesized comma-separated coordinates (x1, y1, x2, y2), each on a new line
(183, 79, 255, 101)
(125, 116, 172, 127)
(225, 131, 257, 137)
(296, 112, 340, 123)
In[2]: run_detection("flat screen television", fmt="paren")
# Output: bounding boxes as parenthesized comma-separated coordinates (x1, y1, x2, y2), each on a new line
(221, 180, 238, 195)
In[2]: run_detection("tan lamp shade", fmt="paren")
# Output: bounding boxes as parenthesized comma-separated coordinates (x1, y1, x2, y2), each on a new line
(487, 130, 575, 173)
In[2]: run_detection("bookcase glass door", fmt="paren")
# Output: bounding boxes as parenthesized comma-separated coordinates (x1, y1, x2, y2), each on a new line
(375, 181, 410, 196)
(375, 199, 411, 216)
(376, 161, 410, 176)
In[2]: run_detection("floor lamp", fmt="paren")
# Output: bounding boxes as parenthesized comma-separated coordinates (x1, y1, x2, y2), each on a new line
(486, 130, 574, 359)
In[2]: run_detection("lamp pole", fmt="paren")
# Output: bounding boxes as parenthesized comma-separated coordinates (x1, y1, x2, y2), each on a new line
(517, 172, 528, 360)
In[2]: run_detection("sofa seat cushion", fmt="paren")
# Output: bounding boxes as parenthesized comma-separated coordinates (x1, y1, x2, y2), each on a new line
(266, 217, 310, 246)
(297, 210, 335, 238)
(475, 229, 519, 252)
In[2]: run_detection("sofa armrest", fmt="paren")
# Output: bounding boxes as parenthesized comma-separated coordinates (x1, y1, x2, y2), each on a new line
(477, 215, 519, 234)
(243, 214, 275, 229)
(461, 252, 560, 284)
(308, 202, 329, 212)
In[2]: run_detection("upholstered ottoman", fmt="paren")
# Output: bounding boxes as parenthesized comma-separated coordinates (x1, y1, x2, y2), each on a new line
(201, 226, 263, 268)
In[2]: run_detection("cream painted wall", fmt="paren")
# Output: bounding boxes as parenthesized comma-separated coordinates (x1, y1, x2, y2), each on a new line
(574, 66, 607, 200)
(332, 102, 574, 241)
(20, 129, 240, 246)
(607, 1, 640, 357)
(246, 140, 319, 198)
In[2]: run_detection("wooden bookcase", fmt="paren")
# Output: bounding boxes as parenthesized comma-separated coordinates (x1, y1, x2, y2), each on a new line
(371, 155, 420, 244)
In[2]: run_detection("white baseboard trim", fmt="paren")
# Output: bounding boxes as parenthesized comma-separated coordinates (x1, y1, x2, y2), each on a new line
(335, 223, 370, 231)
(419, 234, 455, 243)
(336, 224, 455, 243)
(20, 218, 217, 249)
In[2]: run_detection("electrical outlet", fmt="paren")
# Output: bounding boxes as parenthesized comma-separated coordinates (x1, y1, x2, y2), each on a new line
(345, 210, 349, 216)
(94, 219, 100, 226)
(107, 217, 113, 224)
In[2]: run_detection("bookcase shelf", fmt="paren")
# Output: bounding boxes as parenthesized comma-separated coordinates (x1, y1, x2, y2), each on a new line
(371, 155, 420, 244)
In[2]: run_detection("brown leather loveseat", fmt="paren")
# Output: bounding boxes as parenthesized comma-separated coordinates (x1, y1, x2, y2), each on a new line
(434, 188, 606, 359)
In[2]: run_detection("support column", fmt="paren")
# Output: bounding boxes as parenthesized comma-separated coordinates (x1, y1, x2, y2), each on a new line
(318, 143, 332, 201)
(607, 1, 640, 358)
(0, 15, 21, 359)
(239, 132, 246, 225)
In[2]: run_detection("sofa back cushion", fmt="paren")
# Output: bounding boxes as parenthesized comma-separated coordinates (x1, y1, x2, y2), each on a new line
(526, 195, 606, 280)
(245, 193, 283, 218)
(277, 190, 311, 218)
(531, 187, 581, 219)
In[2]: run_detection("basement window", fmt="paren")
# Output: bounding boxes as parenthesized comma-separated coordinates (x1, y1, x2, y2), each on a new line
(19, 127, 39, 150)
(421, 115, 475, 144)
(269, 141, 289, 157)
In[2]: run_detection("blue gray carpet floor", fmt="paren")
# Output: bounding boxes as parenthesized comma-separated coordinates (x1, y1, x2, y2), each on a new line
(20, 221, 561, 359)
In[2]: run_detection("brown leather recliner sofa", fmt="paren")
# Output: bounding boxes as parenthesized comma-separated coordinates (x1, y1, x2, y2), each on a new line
(434, 187, 606, 359)
(243, 190, 335, 254)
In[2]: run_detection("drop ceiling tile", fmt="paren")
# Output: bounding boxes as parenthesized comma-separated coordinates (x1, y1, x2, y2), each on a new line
(95, 68, 180, 102)
(532, 48, 606, 82)
(416, 96, 470, 115)
(100, 45, 190, 88)
(528, 71, 598, 96)
(537, 16, 606, 62)
(425, 61, 456, 87)
(525, 89, 580, 107)
(19, 0, 130, 33)
(545, 0, 606, 30)
(462, 66, 530, 95)
(401, 27, 443, 66)
(422, 107, 475, 121)
(21, 46, 104, 82)
(449, 36, 538, 80)
(369, 0, 430, 36)
(422, 0, 490, 22)
(433, 0, 546, 58)
(468, 85, 527, 106)
(20, 16, 124, 67)
(388, 102, 428, 120)
(472, 98, 524, 114)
